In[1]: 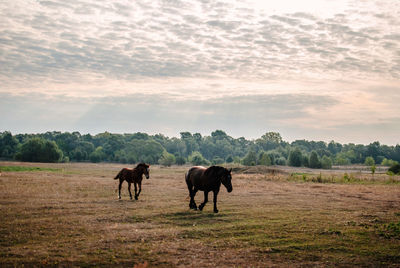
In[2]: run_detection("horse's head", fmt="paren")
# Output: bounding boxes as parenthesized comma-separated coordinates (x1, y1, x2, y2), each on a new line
(136, 163, 150, 179)
(221, 167, 233, 193)
(205, 166, 233, 193)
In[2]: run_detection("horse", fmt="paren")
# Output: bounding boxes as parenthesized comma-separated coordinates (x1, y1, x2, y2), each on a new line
(185, 165, 232, 213)
(114, 163, 150, 200)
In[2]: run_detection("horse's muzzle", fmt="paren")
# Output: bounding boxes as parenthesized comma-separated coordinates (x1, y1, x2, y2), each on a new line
(145, 175, 150, 179)
(227, 187, 232, 193)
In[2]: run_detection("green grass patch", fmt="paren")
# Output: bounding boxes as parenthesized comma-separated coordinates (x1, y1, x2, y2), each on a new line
(0, 166, 61, 172)
(289, 172, 400, 185)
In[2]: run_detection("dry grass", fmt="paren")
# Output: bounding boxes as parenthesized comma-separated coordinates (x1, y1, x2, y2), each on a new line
(1, 162, 400, 267)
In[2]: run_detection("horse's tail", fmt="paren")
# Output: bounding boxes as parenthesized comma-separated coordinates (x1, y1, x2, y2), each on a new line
(114, 170, 122, 180)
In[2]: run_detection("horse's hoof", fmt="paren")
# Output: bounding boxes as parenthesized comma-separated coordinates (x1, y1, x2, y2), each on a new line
(135, 196, 138, 200)
(118, 196, 121, 200)
(214, 209, 219, 213)
(199, 205, 204, 211)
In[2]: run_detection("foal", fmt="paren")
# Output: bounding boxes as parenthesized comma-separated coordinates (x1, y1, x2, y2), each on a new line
(114, 163, 150, 200)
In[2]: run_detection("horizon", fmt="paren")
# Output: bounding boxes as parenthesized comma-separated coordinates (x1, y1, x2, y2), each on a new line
(2, 129, 398, 147)
(1, 0, 399, 145)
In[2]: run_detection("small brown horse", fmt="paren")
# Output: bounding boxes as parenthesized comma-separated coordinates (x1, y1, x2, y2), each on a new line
(114, 163, 150, 200)
(185, 165, 232, 213)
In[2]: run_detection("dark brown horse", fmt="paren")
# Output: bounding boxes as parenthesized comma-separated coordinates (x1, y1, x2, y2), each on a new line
(185, 165, 232, 213)
(114, 163, 150, 200)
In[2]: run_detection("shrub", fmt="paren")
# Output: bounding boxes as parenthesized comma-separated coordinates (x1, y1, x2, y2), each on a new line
(89, 147, 106, 163)
(258, 152, 271, 166)
(288, 148, 302, 167)
(388, 163, 400, 175)
(225, 155, 234, 163)
(175, 156, 186, 165)
(321, 155, 332, 169)
(275, 157, 286, 166)
(159, 151, 176, 167)
(381, 158, 399, 166)
(189, 151, 209, 166)
(242, 150, 257, 166)
(212, 157, 224, 165)
(364, 156, 375, 166)
(309, 151, 321, 169)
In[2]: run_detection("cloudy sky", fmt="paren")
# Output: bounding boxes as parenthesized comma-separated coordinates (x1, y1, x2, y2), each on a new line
(1, 0, 399, 145)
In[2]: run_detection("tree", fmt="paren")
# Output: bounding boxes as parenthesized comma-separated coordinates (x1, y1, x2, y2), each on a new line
(364, 156, 375, 166)
(309, 151, 321, 169)
(242, 150, 257, 166)
(258, 151, 272, 166)
(89, 147, 106, 163)
(275, 157, 286, 166)
(175, 156, 186, 165)
(288, 148, 302, 167)
(16, 137, 63, 163)
(371, 165, 376, 175)
(321, 156, 332, 169)
(388, 163, 400, 175)
(159, 151, 176, 167)
(0, 131, 19, 159)
(212, 157, 224, 165)
(261, 132, 283, 143)
(381, 158, 398, 166)
(189, 151, 209, 166)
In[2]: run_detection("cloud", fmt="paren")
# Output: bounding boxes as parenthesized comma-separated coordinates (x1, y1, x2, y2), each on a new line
(0, 0, 399, 144)
(1, 0, 399, 88)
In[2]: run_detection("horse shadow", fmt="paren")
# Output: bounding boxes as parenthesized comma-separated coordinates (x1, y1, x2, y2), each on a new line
(159, 210, 237, 227)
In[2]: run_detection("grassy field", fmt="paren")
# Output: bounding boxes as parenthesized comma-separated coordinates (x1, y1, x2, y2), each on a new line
(1, 162, 400, 267)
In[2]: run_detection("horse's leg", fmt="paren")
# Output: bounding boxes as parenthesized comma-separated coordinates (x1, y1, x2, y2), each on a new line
(199, 191, 209, 211)
(136, 182, 142, 200)
(134, 183, 138, 200)
(128, 182, 133, 200)
(118, 179, 123, 199)
(191, 188, 198, 210)
(186, 179, 195, 209)
(213, 190, 219, 213)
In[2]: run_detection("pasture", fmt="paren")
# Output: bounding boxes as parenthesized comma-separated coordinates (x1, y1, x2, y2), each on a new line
(1, 162, 400, 267)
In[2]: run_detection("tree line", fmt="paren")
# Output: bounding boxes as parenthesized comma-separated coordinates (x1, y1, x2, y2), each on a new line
(0, 130, 399, 169)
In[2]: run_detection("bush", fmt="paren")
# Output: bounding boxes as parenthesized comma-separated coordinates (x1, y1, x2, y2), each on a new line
(335, 156, 351, 165)
(258, 151, 271, 166)
(189, 151, 209, 166)
(288, 148, 302, 167)
(212, 157, 224, 165)
(388, 163, 400, 175)
(321, 156, 332, 169)
(242, 150, 257, 166)
(275, 157, 286, 165)
(175, 156, 186, 165)
(364, 156, 375, 166)
(89, 147, 106, 163)
(159, 151, 176, 167)
(309, 151, 321, 169)
(16, 137, 63, 163)
(225, 155, 234, 163)
(381, 158, 398, 166)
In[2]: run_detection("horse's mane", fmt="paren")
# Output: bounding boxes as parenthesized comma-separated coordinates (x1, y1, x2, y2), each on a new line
(204, 165, 225, 177)
(135, 162, 149, 169)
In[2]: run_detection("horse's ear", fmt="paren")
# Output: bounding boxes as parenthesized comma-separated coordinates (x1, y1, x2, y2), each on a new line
(229, 168, 232, 173)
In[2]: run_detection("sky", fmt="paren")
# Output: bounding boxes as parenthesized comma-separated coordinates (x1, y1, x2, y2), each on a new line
(0, 0, 399, 145)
